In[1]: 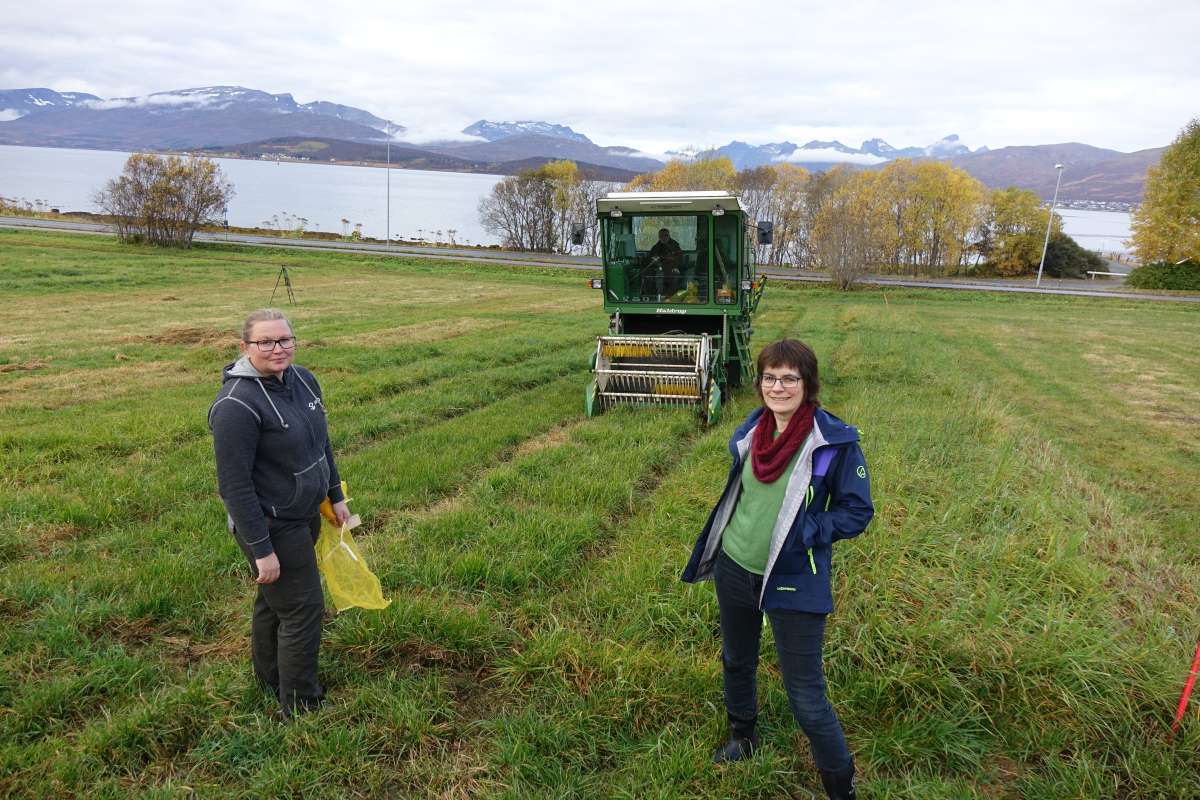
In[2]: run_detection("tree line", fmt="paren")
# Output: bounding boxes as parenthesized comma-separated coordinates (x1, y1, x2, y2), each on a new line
(478, 161, 607, 254)
(478, 156, 1103, 279)
(627, 156, 1102, 279)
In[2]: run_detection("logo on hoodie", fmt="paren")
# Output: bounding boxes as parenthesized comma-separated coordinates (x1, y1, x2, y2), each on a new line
(856, 465, 867, 479)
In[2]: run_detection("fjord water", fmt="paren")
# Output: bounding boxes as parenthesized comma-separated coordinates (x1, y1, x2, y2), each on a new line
(0, 144, 504, 245)
(0, 144, 1134, 251)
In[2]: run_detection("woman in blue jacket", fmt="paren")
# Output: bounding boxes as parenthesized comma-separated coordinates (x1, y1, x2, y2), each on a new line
(682, 339, 872, 800)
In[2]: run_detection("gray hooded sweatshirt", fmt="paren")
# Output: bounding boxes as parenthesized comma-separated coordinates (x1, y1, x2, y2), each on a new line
(208, 356, 345, 558)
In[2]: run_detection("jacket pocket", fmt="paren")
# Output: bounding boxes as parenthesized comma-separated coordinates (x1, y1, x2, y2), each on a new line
(764, 570, 833, 613)
(274, 455, 328, 516)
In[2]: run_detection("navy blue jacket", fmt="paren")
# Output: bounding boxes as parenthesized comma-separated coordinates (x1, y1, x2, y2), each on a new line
(681, 406, 873, 613)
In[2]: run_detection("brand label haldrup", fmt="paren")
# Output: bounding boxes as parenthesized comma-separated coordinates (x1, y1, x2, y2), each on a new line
(655, 308, 688, 315)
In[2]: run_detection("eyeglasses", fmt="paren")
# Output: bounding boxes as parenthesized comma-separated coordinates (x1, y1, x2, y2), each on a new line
(247, 337, 296, 353)
(760, 374, 801, 389)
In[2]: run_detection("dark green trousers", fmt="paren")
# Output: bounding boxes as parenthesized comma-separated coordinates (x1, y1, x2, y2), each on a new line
(245, 516, 325, 713)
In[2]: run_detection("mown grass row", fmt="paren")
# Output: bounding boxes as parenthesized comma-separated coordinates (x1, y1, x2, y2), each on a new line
(1, 231, 1198, 798)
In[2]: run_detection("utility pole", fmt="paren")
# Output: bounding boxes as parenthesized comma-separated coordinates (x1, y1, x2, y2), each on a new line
(386, 139, 391, 249)
(1035, 164, 1065, 287)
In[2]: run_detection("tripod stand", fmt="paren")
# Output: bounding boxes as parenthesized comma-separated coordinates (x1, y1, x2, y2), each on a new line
(270, 266, 296, 305)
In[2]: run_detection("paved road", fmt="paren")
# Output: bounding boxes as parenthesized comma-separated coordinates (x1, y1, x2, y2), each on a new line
(5, 215, 1197, 304)
(1, 216, 597, 269)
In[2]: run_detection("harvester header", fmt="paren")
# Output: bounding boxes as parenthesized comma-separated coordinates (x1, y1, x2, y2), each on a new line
(584, 190, 769, 425)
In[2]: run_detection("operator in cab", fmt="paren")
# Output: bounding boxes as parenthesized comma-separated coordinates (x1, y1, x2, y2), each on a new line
(643, 227, 684, 296)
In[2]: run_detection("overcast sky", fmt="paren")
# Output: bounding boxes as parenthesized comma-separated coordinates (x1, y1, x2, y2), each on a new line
(2, 0, 1195, 154)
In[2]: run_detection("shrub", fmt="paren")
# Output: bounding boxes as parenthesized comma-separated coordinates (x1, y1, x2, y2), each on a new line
(1125, 258, 1200, 291)
(94, 154, 234, 248)
(1042, 232, 1106, 278)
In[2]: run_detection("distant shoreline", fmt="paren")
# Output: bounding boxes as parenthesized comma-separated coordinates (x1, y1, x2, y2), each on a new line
(0, 142, 1137, 211)
(1, 140, 511, 177)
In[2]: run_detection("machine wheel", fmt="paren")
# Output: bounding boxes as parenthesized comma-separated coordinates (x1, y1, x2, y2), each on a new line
(705, 381, 723, 426)
(584, 380, 601, 418)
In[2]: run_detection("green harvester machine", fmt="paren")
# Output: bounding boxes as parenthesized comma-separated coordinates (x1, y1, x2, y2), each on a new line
(583, 191, 770, 425)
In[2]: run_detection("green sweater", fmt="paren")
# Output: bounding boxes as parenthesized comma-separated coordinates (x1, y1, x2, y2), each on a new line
(721, 440, 804, 575)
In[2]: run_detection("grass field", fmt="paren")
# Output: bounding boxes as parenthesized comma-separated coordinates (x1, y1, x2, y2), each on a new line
(1, 228, 1198, 799)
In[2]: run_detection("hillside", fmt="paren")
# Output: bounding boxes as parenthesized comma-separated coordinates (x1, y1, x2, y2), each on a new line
(949, 143, 1160, 204)
(200, 137, 640, 180)
(424, 132, 663, 174)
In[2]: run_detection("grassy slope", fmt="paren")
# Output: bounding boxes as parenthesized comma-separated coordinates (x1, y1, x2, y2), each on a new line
(0, 229, 1197, 799)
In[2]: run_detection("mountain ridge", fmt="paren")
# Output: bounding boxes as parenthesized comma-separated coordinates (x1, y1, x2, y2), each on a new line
(0, 85, 1161, 204)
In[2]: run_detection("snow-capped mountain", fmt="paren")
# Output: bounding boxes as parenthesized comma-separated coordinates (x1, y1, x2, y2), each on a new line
(0, 86, 405, 149)
(0, 84, 1151, 201)
(462, 120, 592, 144)
(0, 88, 101, 121)
(704, 134, 982, 170)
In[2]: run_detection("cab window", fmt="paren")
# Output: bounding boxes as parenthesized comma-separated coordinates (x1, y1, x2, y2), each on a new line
(602, 214, 710, 304)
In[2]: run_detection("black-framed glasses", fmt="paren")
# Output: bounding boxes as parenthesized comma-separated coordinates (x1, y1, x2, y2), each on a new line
(760, 374, 801, 389)
(247, 337, 296, 353)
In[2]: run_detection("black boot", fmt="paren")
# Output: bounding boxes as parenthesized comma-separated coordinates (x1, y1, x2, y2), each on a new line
(818, 758, 857, 799)
(713, 712, 758, 764)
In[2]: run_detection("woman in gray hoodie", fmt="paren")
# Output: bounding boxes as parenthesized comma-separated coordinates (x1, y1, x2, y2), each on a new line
(208, 308, 349, 718)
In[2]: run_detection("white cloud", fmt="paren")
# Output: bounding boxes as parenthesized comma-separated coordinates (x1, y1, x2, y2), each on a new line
(1, 0, 1197, 152)
(776, 149, 888, 166)
(81, 91, 221, 111)
(394, 122, 486, 145)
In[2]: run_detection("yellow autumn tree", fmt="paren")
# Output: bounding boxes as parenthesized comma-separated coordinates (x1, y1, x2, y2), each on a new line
(981, 186, 1062, 276)
(874, 159, 921, 268)
(479, 160, 605, 253)
(902, 161, 987, 274)
(1131, 118, 1200, 264)
(626, 157, 738, 192)
(762, 164, 811, 267)
(810, 170, 893, 288)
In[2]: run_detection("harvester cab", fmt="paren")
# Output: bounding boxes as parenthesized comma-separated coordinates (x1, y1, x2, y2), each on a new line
(585, 190, 769, 425)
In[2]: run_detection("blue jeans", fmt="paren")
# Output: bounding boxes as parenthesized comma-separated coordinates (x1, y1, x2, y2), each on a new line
(714, 549, 852, 772)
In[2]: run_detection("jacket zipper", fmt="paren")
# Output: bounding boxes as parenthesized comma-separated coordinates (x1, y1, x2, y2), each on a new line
(805, 485, 817, 574)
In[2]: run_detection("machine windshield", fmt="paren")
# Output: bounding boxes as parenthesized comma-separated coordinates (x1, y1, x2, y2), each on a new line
(602, 214, 710, 304)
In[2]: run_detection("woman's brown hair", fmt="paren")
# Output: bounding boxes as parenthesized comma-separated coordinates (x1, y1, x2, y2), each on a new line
(755, 339, 820, 405)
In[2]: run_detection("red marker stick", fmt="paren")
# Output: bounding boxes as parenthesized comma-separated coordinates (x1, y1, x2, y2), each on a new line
(1170, 639, 1200, 740)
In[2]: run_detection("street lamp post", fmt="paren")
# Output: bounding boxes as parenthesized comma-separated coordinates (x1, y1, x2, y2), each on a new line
(386, 139, 391, 249)
(1035, 163, 1065, 287)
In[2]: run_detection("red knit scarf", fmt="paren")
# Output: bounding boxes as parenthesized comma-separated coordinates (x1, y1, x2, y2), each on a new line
(751, 403, 815, 483)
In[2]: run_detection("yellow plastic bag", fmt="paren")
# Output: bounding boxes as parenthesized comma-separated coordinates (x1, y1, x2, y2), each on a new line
(317, 484, 390, 612)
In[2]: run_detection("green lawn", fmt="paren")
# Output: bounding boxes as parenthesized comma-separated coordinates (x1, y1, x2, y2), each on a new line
(1, 229, 1198, 799)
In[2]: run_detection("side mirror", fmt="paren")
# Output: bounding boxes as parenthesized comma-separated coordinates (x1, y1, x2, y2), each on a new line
(757, 221, 774, 245)
(571, 223, 586, 246)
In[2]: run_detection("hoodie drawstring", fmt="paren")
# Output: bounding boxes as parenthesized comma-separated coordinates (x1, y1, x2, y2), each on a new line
(257, 379, 289, 428)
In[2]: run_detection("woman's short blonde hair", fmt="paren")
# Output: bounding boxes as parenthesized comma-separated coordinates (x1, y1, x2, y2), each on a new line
(241, 308, 293, 342)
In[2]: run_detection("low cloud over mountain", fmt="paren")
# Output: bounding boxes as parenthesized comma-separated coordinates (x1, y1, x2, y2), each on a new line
(0, 86, 405, 150)
(0, 85, 1160, 203)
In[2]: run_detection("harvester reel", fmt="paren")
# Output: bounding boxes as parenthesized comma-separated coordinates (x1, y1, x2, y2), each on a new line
(590, 334, 717, 422)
